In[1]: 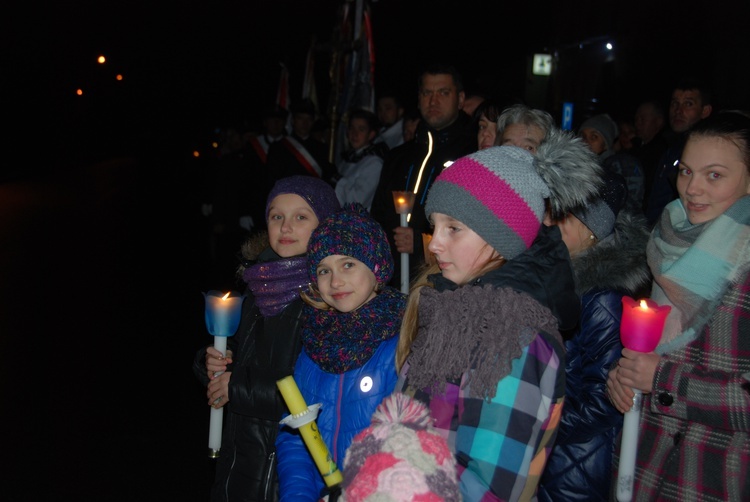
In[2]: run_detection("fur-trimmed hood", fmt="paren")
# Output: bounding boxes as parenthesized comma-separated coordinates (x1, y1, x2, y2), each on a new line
(570, 211, 651, 297)
(236, 231, 270, 278)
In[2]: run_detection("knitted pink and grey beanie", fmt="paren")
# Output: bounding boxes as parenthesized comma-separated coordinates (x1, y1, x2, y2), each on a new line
(341, 393, 460, 502)
(425, 130, 603, 260)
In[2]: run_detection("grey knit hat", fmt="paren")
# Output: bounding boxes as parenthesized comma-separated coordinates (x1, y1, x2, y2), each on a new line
(425, 129, 603, 260)
(579, 114, 618, 151)
(572, 171, 628, 239)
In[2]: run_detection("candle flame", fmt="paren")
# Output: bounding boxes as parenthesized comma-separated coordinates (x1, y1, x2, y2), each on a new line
(639, 299, 648, 309)
(222, 292, 231, 301)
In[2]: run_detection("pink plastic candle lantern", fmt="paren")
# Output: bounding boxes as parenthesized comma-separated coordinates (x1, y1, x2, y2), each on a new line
(620, 297, 671, 352)
(616, 296, 671, 502)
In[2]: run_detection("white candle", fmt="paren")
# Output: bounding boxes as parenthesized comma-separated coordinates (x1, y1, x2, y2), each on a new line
(616, 389, 642, 501)
(202, 290, 244, 459)
(392, 191, 415, 295)
(208, 335, 228, 458)
(400, 213, 409, 294)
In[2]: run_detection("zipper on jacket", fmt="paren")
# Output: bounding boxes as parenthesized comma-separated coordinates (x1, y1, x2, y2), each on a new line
(332, 373, 345, 464)
(262, 450, 275, 501)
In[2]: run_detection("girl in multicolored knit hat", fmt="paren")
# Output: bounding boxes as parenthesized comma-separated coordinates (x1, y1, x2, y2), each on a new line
(396, 129, 604, 501)
(193, 175, 340, 502)
(276, 203, 407, 501)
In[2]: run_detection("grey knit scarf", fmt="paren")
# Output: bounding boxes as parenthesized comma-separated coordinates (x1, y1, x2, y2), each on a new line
(406, 284, 561, 401)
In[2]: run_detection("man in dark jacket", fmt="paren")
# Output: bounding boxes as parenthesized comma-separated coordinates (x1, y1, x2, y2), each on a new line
(370, 64, 475, 286)
(266, 99, 337, 187)
(644, 79, 713, 226)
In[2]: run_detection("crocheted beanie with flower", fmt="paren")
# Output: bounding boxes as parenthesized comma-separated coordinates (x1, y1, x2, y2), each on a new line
(341, 393, 460, 502)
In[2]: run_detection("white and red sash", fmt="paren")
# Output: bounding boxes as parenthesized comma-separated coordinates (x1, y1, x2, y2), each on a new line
(280, 137, 322, 178)
(247, 136, 269, 164)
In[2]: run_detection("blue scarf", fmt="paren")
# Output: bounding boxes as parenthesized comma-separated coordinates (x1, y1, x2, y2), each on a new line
(648, 195, 750, 354)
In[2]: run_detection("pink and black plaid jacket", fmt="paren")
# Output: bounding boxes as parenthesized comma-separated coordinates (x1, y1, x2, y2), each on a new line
(628, 270, 750, 501)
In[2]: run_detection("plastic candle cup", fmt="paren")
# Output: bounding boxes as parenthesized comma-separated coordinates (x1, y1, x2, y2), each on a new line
(616, 296, 671, 501)
(620, 297, 671, 353)
(203, 290, 245, 459)
(391, 191, 416, 294)
(277, 376, 343, 487)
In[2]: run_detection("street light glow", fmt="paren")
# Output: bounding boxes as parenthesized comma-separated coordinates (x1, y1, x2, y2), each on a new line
(98, 55, 106, 64)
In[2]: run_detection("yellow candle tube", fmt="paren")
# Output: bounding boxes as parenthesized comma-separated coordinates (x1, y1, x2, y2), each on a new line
(277, 376, 343, 487)
(277, 375, 308, 414)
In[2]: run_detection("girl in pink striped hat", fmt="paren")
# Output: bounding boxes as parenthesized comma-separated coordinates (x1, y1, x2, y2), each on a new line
(395, 129, 603, 501)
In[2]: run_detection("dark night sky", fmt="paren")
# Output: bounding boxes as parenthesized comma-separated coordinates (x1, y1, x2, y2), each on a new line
(7, 0, 750, 176)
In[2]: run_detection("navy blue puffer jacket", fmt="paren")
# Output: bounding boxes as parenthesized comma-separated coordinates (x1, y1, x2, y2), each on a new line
(538, 211, 651, 501)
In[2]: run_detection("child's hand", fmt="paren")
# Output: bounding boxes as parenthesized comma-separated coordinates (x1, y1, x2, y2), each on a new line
(207, 372, 231, 408)
(393, 226, 414, 253)
(205, 346, 233, 379)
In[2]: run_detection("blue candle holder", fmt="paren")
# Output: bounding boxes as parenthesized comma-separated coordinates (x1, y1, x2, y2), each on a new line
(202, 290, 245, 458)
(203, 290, 245, 337)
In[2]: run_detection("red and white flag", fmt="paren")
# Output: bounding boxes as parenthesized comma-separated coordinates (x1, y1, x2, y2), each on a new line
(276, 62, 291, 112)
(302, 36, 319, 114)
(276, 62, 292, 134)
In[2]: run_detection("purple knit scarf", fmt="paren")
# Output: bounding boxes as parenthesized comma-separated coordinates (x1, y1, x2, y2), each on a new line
(243, 255, 308, 317)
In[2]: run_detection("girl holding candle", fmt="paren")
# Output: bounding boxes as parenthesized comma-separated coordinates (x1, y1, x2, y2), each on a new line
(275, 204, 406, 501)
(193, 175, 340, 502)
(395, 131, 603, 501)
(537, 172, 652, 502)
(606, 111, 750, 500)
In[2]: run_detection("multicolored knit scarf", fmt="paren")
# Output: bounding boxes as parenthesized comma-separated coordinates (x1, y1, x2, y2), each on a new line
(647, 195, 750, 354)
(302, 286, 406, 374)
(242, 250, 308, 317)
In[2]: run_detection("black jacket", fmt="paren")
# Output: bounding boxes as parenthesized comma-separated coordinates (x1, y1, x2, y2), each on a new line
(193, 259, 305, 502)
(265, 134, 336, 187)
(370, 112, 475, 284)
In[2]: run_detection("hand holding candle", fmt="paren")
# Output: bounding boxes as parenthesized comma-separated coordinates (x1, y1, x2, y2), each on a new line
(616, 296, 670, 502)
(203, 290, 245, 459)
(392, 191, 416, 294)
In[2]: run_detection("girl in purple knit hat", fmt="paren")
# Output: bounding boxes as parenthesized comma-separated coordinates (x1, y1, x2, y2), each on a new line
(275, 203, 407, 502)
(193, 175, 340, 502)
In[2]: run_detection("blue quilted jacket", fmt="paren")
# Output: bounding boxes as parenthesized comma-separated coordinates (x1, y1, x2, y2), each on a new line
(275, 336, 399, 501)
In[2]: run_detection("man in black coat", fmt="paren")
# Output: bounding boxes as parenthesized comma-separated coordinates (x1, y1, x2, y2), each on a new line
(266, 99, 337, 187)
(370, 64, 476, 287)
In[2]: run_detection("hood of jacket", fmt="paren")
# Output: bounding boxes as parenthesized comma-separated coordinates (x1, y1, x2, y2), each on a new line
(571, 211, 651, 297)
(431, 224, 580, 332)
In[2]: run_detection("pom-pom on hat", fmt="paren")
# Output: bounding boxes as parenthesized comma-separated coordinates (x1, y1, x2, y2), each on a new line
(307, 203, 394, 285)
(266, 175, 341, 223)
(340, 393, 460, 502)
(572, 171, 629, 240)
(425, 129, 603, 260)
